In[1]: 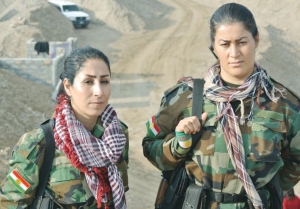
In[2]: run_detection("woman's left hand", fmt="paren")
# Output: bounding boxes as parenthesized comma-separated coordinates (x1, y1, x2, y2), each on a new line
(175, 112, 208, 134)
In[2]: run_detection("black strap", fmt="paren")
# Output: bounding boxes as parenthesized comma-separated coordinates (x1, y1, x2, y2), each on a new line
(31, 119, 55, 207)
(208, 191, 247, 203)
(168, 78, 205, 178)
(190, 78, 205, 151)
(160, 78, 206, 209)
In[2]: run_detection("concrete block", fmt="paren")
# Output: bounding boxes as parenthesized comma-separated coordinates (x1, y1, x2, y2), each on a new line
(43, 59, 52, 65)
(30, 64, 38, 69)
(14, 60, 23, 65)
(24, 60, 31, 64)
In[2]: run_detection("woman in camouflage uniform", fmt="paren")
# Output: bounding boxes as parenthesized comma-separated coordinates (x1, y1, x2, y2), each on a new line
(0, 46, 129, 209)
(143, 3, 300, 209)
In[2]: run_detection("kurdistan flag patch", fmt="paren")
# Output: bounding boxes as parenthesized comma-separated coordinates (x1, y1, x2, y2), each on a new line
(8, 169, 31, 193)
(146, 116, 161, 137)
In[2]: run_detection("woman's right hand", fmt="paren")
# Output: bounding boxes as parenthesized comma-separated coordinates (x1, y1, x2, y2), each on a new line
(175, 112, 208, 134)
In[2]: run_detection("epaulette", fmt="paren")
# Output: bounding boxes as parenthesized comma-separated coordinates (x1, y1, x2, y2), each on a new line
(163, 83, 182, 96)
(271, 77, 300, 99)
(164, 76, 194, 97)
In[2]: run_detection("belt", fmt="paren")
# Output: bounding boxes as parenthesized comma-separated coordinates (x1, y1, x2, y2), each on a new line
(208, 191, 248, 203)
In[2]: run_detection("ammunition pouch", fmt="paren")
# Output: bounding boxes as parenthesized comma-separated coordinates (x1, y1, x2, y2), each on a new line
(182, 184, 205, 209)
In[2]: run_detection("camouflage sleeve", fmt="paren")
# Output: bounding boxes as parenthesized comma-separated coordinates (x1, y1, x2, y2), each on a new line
(0, 128, 45, 208)
(119, 120, 129, 165)
(118, 120, 129, 192)
(142, 83, 192, 171)
(279, 92, 300, 190)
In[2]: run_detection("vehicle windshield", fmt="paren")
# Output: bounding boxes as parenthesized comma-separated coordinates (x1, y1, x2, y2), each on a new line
(62, 5, 80, 12)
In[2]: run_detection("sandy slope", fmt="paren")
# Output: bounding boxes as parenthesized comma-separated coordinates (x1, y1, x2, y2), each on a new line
(0, 0, 300, 208)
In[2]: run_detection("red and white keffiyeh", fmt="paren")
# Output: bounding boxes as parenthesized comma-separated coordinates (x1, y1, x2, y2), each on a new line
(54, 94, 127, 209)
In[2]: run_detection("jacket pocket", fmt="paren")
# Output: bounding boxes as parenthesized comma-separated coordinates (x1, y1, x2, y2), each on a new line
(49, 153, 86, 203)
(250, 110, 286, 162)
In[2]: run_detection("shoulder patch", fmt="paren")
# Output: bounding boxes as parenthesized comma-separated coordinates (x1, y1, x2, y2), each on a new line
(8, 169, 32, 193)
(146, 116, 162, 137)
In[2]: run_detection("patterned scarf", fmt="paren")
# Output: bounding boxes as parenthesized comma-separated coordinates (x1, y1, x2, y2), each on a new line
(203, 64, 285, 209)
(54, 94, 127, 209)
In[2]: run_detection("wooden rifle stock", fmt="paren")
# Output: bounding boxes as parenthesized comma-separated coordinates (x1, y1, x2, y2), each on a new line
(154, 178, 168, 208)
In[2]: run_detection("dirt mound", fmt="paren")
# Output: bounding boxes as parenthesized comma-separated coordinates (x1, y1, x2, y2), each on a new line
(0, 0, 76, 58)
(71, 0, 173, 33)
(0, 0, 173, 58)
(0, 68, 55, 179)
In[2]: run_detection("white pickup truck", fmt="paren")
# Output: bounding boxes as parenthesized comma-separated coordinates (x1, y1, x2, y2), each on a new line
(48, 0, 90, 28)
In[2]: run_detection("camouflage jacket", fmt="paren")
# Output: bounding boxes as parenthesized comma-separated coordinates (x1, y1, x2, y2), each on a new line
(142, 78, 300, 209)
(0, 118, 129, 209)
